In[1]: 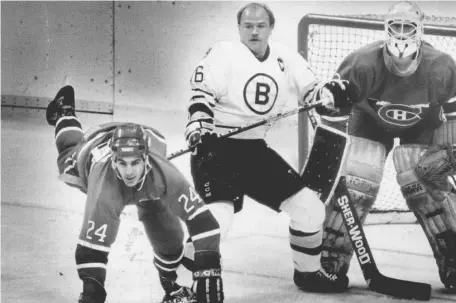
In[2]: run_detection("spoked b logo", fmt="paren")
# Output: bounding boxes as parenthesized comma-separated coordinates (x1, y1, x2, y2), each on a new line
(243, 73, 278, 115)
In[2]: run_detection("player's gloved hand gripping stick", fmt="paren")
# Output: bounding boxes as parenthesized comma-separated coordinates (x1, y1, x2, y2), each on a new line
(306, 109, 432, 301)
(167, 99, 327, 160)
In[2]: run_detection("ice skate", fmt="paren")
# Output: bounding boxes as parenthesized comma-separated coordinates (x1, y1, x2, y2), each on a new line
(77, 279, 106, 303)
(158, 269, 196, 303)
(294, 267, 349, 293)
(46, 85, 76, 126)
(160, 286, 196, 303)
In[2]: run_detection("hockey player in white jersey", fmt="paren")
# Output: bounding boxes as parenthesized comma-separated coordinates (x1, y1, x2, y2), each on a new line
(184, 2, 354, 293)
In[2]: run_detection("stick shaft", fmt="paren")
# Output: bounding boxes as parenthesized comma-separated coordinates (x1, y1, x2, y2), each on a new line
(167, 100, 324, 160)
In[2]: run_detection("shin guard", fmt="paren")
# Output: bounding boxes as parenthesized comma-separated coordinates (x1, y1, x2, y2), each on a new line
(280, 188, 325, 273)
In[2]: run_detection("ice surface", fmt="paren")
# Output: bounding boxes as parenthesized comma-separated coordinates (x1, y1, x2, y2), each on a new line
(2, 109, 455, 302)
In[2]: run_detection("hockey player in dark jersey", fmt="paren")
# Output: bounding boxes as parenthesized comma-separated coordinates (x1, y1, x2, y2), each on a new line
(317, 1, 456, 290)
(184, 2, 352, 294)
(46, 85, 223, 303)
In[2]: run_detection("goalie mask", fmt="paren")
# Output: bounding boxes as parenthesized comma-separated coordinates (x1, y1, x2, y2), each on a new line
(383, 1, 424, 77)
(110, 123, 151, 189)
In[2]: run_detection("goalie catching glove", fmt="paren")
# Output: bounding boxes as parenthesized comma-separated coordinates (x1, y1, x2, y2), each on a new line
(303, 77, 354, 117)
(192, 251, 224, 303)
(415, 144, 456, 199)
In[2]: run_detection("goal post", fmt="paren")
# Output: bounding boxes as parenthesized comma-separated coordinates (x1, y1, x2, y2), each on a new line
(297, 14, 456, 216)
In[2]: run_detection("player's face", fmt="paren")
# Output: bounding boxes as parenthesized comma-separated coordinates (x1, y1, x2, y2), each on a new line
(114, 156, 145, 187)
(238, 7, 273, 58)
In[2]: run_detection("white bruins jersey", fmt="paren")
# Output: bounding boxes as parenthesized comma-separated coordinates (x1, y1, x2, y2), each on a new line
(189, 40, 318, 139)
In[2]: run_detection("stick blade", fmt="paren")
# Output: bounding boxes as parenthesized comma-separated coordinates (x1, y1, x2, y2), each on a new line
(369, 275, 431, 301)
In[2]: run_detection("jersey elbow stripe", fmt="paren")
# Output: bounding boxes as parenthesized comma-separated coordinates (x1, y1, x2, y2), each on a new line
(189, 103, 214, 118)
(190, 95, 216, 108)
(77, 263, 107, 270)
(78, 239, 111, 253)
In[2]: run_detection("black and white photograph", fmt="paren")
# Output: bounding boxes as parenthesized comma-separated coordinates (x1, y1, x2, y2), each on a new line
(2, 1, 456, 302)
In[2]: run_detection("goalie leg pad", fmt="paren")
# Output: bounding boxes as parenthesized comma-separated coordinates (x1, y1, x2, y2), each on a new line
(394, 144, 456, 286)
(322, 136, 386, 275)
(280, 187, 325, 273)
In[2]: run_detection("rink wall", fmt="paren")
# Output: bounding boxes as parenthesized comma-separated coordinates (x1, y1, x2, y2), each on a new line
(2, 1, 456, 214)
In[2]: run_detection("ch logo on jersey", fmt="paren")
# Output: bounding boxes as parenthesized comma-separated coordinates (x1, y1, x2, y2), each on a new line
(243, 73, 278, 115)
(377, 103, 423, 127)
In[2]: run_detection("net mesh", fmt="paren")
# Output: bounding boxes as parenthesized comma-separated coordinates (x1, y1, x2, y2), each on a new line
(303, 14, 456, 212)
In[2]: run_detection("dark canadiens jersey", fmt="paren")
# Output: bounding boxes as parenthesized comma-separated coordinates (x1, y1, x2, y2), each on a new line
(336, 41, 456, 132)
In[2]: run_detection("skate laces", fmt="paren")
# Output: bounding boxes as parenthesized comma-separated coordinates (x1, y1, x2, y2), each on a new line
(165, 287, 195, 303)
(318, 268, 337, 282)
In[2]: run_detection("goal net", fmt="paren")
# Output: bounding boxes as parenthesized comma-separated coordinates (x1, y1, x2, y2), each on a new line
(298, 14, 456, 219)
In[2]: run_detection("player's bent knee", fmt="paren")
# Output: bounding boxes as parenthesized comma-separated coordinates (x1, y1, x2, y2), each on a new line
(207, 201, 234, 241)
(280, 187, 325, 232)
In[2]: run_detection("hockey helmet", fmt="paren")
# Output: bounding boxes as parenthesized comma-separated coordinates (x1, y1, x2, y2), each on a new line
(383, 1, 424, 76)
(110, 123, 148, 159)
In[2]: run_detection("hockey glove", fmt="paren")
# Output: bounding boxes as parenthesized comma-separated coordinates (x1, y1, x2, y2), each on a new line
(186, 113, 218, 165)
(319, 78, 353, 116)
(302, 77, 353, 117)
(192, 251, 224, 303)
(185, 114, 215, 150)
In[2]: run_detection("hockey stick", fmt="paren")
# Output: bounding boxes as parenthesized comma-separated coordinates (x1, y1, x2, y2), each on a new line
(166, 100, 325, 160)
(306, 111, 431, 300)
(333, 177, 431, 300)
